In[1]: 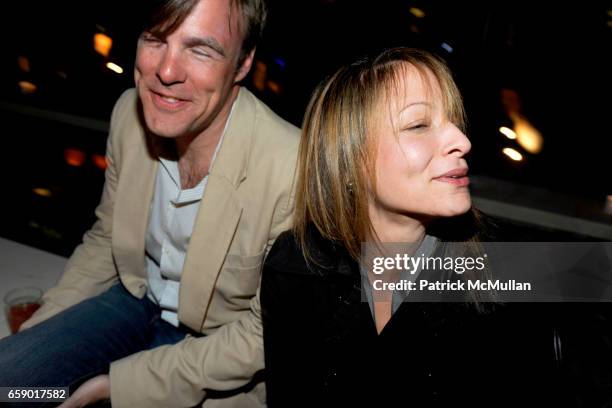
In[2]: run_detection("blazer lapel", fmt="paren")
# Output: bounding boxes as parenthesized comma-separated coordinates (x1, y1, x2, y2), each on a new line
(179, 176, 243, 329)
(178, 88, 256, 330)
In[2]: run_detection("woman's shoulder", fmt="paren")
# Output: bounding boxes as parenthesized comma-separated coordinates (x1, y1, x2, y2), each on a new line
(264, 230, 312, 275)
(264, 226, 354, 277)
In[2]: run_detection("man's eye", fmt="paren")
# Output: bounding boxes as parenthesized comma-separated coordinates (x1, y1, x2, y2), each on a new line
(191, 48, 211, 57)
(141, 34, 162, 43)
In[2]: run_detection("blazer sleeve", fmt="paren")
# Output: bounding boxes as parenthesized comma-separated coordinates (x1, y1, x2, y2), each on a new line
(109, 287, 262, 407)
(20, 91, 132, 330)
(108, 157, 296, 407)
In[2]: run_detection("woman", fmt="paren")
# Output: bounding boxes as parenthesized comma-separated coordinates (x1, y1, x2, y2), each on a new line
(262, 48, 611, 407)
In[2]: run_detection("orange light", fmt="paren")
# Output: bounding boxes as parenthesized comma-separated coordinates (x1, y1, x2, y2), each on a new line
(64, 148, 86, 167)
(32, 188, 52, 198)
(91, 154, 107, 171)
(409, 7, 425, 18)
(94, 33, 113, 57)
(267, 80, 282, 95)
(252, 61, 267, 91)
(18, 56, 31, 72)
(514, 117, 543, 154)
(605, 195, 612, 215)
(18, 81, 37, 94)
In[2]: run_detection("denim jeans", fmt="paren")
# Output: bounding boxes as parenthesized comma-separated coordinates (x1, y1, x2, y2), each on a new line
(0, 282, 196, 407)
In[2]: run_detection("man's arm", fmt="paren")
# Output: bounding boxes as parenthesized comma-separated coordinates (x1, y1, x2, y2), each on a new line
(109, 286, 263, 407)
(20, 91, 132, 330)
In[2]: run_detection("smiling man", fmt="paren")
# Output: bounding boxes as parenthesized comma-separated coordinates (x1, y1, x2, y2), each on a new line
(0, 0, 299, 407)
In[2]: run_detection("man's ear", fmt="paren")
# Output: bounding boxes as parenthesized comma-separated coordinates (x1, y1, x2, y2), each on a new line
(234, 48, 256, 83)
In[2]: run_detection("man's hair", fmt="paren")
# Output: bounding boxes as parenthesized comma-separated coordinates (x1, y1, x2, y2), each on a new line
(143, 0, 267, 66)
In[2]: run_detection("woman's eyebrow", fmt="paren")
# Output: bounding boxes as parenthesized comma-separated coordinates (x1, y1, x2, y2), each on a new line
(399, 101, 430, 114)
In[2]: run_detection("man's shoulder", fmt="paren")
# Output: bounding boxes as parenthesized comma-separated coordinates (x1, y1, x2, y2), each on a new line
(111, 88, 139, 123)
(238, 88, 300, 149)
(107, 88, 146, 149)
(108, 88, 141, 136)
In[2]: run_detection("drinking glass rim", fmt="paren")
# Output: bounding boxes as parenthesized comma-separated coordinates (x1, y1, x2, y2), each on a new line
(3, 286, 43, 305)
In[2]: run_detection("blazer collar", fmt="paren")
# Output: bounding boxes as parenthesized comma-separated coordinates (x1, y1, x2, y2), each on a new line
(207, 87, 256, 188)
(178, 87, 260, 329)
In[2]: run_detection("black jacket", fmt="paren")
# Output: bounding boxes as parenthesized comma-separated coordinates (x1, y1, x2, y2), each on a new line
(262, 227, 612, 407)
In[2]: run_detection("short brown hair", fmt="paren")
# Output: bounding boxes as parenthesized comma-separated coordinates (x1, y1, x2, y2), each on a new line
(144, 0, 267, 66)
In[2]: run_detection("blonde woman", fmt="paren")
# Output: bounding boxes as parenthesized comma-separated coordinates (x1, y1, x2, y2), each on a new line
(261, 47, 611, 407)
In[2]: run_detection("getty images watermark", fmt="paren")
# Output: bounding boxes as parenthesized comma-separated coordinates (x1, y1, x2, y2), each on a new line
(370, 252, 531, 292)
(360, 241, 612, 302)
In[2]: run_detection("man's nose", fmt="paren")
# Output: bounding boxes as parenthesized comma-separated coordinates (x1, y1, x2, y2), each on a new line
(156, 48, 186, 85)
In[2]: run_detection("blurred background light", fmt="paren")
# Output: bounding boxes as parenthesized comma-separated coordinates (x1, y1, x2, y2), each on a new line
(252, 60, 267, 92)
(273, 57, 286, 70)
(17, 56, 31, 72)
(440, 42, 453, 53)
(18, 81, 37, 94)
(409, 7, 425, 18)
(499, 126, 517, 139)
(503, 147, 523, 161)
(32, 188, 52, 198)
(94, 33, 113, 57)
(64, 148, 86, 167)
(605, 195, 612, 215)
(91, 154, 107, 171)
(514, 117, 543, 154)
(106, 62, 123, 74)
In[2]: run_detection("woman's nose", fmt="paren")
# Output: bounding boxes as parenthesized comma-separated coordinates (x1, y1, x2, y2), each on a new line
(444, 124, 471, 157)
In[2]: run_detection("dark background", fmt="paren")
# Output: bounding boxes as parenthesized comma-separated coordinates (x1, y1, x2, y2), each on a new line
(0, 0, 610, 255)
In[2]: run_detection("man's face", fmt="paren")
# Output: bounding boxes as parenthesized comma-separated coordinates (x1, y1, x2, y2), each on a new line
(134, 0, 252, 139)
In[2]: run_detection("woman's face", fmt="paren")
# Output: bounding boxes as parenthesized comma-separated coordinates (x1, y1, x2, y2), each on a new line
(368, 65, 471, 225)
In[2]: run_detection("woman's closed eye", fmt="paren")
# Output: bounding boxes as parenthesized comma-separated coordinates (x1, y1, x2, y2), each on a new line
(405, 122, 429, 131)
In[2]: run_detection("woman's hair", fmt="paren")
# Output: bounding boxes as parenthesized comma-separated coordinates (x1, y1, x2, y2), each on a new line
(294, 46, 494, 307)
(295, 47, 475, 255)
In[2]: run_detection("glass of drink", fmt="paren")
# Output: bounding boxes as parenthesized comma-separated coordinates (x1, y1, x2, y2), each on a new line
(4, 287, 42, 334)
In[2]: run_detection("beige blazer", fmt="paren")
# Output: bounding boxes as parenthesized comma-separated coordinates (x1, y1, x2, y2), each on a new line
(22, 87, 300, 407)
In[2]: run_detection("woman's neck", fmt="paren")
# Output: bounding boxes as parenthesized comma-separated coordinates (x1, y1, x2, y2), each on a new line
(366, 209, 427, 335)
(369, 209, 427, 244)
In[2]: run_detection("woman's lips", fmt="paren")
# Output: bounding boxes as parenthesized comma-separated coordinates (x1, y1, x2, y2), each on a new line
(434, 175, 470, 187)
(433, 167, 469, 186)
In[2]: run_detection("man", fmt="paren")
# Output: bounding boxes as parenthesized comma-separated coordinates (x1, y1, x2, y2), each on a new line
(0, 0, 299, 406)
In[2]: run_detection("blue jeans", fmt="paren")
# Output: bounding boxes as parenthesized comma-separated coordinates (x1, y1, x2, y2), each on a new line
(0, 283, 196, 406)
